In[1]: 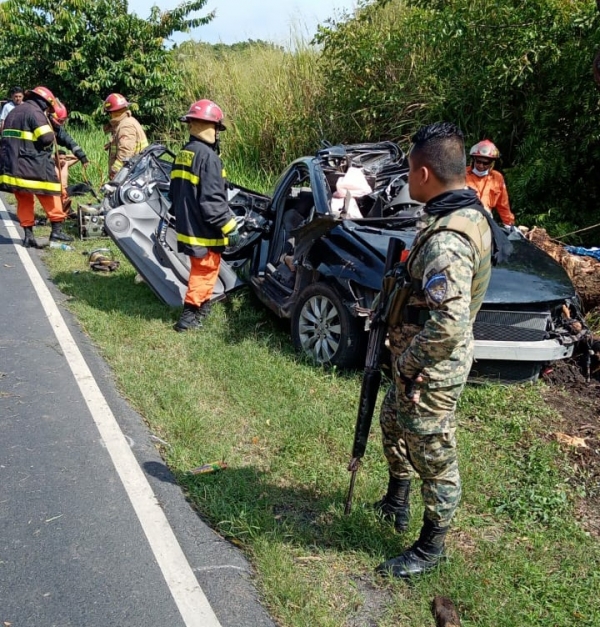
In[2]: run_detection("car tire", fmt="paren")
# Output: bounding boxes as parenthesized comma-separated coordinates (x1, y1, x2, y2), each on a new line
(291, 282, 365, 368)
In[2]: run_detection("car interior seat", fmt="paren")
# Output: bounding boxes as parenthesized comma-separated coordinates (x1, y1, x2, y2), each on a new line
(282, 190, 314, 234)
(274, 190, 315, 287)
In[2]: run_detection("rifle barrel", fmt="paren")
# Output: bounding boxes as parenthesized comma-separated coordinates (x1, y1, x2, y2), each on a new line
(344, 236, 405, 515)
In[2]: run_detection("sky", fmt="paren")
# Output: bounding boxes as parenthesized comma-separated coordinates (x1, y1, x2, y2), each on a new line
(128, 0, 358, 46)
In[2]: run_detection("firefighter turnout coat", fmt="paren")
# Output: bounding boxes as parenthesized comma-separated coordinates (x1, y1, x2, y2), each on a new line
(170, 137, 237, 257)
(0, 99, 61, 195)
(106, 110, 148, 178)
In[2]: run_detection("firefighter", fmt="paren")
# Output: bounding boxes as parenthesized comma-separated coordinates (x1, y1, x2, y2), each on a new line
(170, 99, 240, 332)
(49, 99, 89, 214)
(0, 86, 73, 248)
(465, 139, 515, 227)
(103, 93, 148, 180)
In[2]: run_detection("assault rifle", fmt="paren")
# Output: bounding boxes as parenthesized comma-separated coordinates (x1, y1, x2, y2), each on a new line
(344, 236, 411, 515)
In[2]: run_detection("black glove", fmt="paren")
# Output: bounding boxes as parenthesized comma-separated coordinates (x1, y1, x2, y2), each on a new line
(227, 227, 240, 247)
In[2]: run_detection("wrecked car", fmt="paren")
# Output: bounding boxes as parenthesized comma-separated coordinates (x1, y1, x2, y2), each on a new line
(102, 142, 589, 383)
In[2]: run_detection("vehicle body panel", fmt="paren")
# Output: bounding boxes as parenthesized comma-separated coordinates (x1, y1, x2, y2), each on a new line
(102, 143, 588, 381)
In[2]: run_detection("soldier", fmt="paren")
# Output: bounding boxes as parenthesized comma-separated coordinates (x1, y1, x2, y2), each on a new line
(375, 122, 510, 578)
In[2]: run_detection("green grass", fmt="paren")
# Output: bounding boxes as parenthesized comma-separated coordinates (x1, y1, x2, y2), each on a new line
(6, 117, 599, 625)
(29, 125, 600, 626)
(39, 240, 600, 627)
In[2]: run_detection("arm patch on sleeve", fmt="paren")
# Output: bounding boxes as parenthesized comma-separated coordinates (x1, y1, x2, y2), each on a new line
(424, 272, 448, 304)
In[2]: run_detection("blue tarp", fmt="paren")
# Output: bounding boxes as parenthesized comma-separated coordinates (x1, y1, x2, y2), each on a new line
(565, 246, 600, 261)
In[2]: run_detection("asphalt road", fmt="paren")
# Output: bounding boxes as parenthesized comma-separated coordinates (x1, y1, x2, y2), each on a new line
(0, 196, 276, 627)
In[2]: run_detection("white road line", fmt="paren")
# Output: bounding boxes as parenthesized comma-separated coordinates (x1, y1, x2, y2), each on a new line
(0, 201, 222, 627)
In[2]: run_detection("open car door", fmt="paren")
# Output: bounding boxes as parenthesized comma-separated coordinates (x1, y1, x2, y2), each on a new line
(103, 144, 270, 307)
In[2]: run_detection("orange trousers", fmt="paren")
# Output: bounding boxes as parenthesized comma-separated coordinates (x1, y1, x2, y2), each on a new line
(15, 191, 66, 228)
(185, 251, 221, 307)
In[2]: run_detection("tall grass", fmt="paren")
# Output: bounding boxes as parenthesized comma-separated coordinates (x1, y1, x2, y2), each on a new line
(64, 31, 327, 194)
(174, 38, 325, 176)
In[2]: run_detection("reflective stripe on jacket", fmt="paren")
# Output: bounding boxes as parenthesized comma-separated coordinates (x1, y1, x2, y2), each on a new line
(0, 100, 60, 195)
(170, 137, 237, 256)
(107, 111, 148, 176)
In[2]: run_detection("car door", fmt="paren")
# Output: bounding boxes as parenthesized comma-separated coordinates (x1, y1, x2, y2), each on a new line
(104, 144, 266, 308)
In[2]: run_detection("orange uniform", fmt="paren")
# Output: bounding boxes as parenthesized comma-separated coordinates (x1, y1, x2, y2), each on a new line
(465, 166, 514, 226)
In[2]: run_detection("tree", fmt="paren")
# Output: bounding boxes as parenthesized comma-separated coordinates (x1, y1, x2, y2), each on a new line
(315, 0, 600, 239)
(0, 0, 213, 128)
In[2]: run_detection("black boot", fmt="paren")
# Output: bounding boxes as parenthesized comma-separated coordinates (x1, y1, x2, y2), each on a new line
(174, 303, 202, 332)
(22, 226, 39, 248)
(376, 517, 448, 578)
(198, 300, 212, 319)
(49, 221, 74, 243)
(373, 475, 411, 532)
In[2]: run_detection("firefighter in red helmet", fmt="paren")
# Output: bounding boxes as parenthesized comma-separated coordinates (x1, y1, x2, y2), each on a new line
(170, 99, 240, 332)
(0, 86, 73, 247)
(465, 139, 515, 226)
(103, 93, 148, 179)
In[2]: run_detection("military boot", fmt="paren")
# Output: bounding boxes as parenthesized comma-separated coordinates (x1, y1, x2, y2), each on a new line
(22, 226, 39, 248)
(373, 475, 411, 532)
(49, 221, 74, 243)
(174, 304, 202, 332)
(376, 516, 448, 578)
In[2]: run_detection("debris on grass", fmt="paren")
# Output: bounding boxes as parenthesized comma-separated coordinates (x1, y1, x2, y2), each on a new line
(188, 461, 228, 475)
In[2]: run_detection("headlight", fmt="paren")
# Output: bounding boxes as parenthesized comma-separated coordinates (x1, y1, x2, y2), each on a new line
(126, 187, 146, 203)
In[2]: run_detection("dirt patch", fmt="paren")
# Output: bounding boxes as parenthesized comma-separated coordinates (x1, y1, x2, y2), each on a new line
(541, 359, 600, 536)
(525, 228, 600, 535)
(525, 227, 600, 312)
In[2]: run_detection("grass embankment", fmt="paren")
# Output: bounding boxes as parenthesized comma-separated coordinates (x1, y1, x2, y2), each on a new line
(175, 40, 325, 176)
(43, 250, 600, 627)
(15, 61, 600, 627)
(34, 128, 600, 626)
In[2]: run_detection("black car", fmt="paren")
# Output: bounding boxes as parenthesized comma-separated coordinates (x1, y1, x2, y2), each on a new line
(102, 143, 588, 382)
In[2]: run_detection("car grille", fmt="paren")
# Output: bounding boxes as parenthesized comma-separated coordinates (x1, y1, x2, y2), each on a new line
(473, 310, 550, 343)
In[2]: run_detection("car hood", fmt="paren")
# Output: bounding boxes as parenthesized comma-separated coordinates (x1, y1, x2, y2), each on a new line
(486, 238, 575, 305)
(346, 222, 576, 306)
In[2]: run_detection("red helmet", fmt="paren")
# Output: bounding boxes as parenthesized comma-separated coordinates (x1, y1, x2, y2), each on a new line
(179, 99, 226, 130)
(104, 93, 130, 113)
(470, 140, 500, 160)
(49, 98, 68, 125)
(25, 86, 57, 106)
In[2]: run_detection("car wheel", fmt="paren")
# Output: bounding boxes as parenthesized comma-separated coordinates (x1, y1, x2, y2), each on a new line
(291, 283, 365, 368)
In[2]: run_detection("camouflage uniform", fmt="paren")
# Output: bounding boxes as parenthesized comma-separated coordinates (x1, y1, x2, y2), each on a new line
(379, 208, 492, 526)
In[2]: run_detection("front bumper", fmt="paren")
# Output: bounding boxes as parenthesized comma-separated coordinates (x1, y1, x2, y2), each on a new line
(474, 338, 574, 362)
